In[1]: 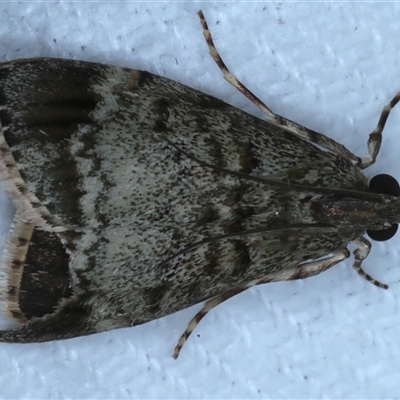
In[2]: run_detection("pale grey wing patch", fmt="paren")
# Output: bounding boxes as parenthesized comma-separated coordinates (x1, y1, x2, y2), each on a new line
(161, 226, 357, 286)
(97, 226, 359, 324)
(151, 88, 369, 191)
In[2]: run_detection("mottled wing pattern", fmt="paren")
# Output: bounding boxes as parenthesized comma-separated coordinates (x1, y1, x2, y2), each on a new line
(0, 59, 367, 342)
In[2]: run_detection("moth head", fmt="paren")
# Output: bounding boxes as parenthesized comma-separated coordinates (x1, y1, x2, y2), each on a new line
(367, 174, 400, 241)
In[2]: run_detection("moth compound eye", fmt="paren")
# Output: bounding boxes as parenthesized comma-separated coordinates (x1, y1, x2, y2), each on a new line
(368, 224, 398, 242)
(369, 174, 400, 197)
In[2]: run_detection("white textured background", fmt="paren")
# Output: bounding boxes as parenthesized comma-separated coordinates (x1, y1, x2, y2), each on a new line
(1, 2, 400, 399)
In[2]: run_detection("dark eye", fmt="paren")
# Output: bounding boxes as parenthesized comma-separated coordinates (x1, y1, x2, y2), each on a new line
(367, 224, 398, 242)
(369, 174, 400, 196)
(367, 174, 400, 241)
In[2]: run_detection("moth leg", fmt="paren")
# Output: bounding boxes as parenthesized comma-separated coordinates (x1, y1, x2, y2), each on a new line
(173, 287, 245, 359)
(352, 237, 388, 289)
(197, 10, 361, 165)
(360, 91, 400, 169)
(280, 249, 351, 282)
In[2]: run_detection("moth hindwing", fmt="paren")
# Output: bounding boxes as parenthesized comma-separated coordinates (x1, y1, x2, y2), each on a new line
(0, 11, 399, 359)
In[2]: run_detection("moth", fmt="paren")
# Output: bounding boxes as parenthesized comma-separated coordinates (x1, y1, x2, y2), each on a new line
(0, 11, 399, 359)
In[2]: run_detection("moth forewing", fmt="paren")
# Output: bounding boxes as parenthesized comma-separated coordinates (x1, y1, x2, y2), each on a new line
(0, 11, 398, 359)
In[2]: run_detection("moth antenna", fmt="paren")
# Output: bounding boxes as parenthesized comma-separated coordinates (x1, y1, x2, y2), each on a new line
(173, 287, 245, 359)
(197, 10, 362, 165)
(197, 10, 275, 118)
(174, 248, 351, 358)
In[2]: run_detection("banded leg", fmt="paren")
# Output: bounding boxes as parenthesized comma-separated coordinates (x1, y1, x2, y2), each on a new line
(197, 11, 361, 165)
(360, 91, 400, 169)
(266, 248, 351, 283)
(352, 236, 388, 289)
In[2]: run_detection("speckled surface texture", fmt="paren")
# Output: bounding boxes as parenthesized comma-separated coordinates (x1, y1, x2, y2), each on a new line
(0, 2, 400, 399)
